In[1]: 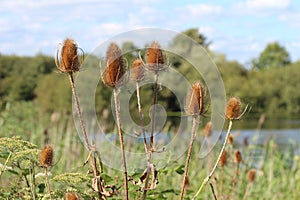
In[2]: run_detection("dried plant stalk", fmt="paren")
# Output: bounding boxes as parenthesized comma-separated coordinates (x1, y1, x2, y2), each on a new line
(56, 38, 102, 199)
(180, 81, 206, 200)
(193, 97, 242, 199)
(101, 43, 128, 199)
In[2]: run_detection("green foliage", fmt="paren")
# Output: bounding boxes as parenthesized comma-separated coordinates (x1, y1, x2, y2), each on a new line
(252, 41, 291, 70)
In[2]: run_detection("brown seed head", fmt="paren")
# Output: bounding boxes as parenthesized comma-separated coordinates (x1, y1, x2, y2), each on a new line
(247, 169, 256, 183)
(219, 150, 227, 167)
(204, 121, 212, 137)
(65, 192, 80, 200)
(228, 134, 234, 144)
(103, 43, 125, 87)
(58, 38, 80, 73)
(146, 41, 165, 72)
(225, 97, 241, 120)
(40, 145, 53, 168)
(130, 58, 145, 82)
(234, 150, 242, 163)
(185, 81, 206, 117)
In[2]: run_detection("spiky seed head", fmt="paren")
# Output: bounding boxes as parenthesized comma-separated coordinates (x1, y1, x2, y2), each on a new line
(146, 41, 165, 72)
(102, 43, 125, 87)
(228, 134, 234, 144)
(247, 169, 256, 183)
(57, 38, 80, 73)
(225, 97, 241, 120)
(204, 121, 212, 137)
(40, 145, 53, 168)
(130, 58, 145, 82)
(234, 150, 242, 163)
(185, 81, 206, 117)
(65, 192, 80, 200)
(219, 150, 227, 167)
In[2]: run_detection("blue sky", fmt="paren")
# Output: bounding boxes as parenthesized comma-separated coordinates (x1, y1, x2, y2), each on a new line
(1, 0, 300, 65)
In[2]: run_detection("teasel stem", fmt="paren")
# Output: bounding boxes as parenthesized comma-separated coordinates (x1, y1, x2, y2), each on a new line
(142, 72, 158, 199)
(180, 116, 198, 200)
(219, 166, 224, 199)
(68, 72, 102, 200)
(150, 73, 158, 149)
(242, 182, 252, 200)
(113, 88, 128, 200)
(209, 182, 218, 200)
(193, 120, 233, 199)
(44, 167, 53, 200)
(136, 81, 148, 156)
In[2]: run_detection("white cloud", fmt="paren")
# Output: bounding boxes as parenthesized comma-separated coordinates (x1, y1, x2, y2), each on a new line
(185, 4, 222, 16)
(235, 0, 291, 12)
(244, 0, 290, 9)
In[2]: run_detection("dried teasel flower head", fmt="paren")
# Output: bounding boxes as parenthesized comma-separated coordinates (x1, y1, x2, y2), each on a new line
(65, 192, 80, 200)
(247, 168, 256, 183)
(234, 150, 242, 163)
(225, 97, 241, 120)
(204, 121, 213, 137)
(102, 43, 126, 88)
(146, 41, 165, 72)
(130, 58, 145, 82)
(55, 38, 83, 73)
(39, 145, 53, 168)
(219, 150, 227, 167)
(228, 134, 234, 144)
(185, 81, 206, 117)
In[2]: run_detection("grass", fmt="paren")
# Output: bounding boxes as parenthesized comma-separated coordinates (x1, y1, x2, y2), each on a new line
(0, 103, 299, 199)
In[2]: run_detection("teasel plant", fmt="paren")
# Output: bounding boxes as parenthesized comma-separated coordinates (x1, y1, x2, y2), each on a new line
(179, 81, 206, 200)
(218, 150, 227, 199)
(100, 42, 129, 200)
(137, 41, 168, 199)
(193, 97, 248, 199)
(243, 168, 256, 200)
(130, 58, 148, 154)
(55, 38, 103, 199)
(39, 145, 54, 200)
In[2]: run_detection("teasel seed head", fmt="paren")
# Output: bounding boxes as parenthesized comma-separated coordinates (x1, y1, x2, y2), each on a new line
(65, 192, 80, 200)
(228, 134, 234, 144)
(130, 58, 145, 82)
(40, 145, 53, 168)
(185, 81, 206, 117)
(102, 43, 125, 87)
(204, 121, 212, 137)
(234, 150, 242, 163)
(56, 38, 81, 73)
(247, 169, 256, 183)
(225, 97, 241, 120)
(146, 41, 165, 72)
(219, 150, 227, 167)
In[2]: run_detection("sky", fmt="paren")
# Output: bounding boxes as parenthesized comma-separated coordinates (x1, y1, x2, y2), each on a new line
(1, 0, 300, 65)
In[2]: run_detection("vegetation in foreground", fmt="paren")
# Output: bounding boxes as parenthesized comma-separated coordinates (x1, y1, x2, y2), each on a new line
(0, 29, 299, 199)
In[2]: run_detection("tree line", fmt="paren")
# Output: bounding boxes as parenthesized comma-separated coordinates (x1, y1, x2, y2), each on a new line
(0, 29, 299, 128)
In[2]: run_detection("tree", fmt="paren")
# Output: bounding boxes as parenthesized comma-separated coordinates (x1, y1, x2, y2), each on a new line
(252, 42, 291, 70)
